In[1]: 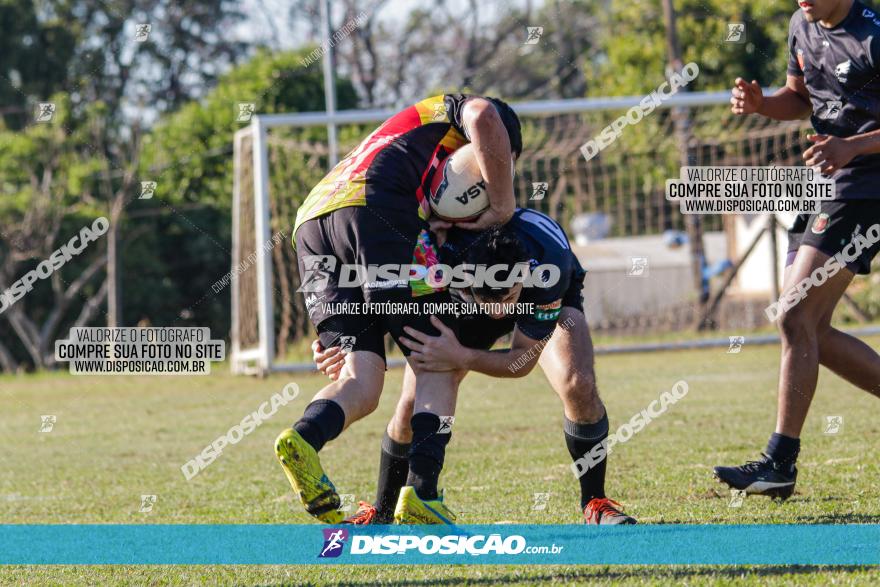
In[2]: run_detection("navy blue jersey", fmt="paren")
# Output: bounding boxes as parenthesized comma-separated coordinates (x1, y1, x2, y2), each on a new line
(788, 1, 880, 199)
(441, 208, 586, 340)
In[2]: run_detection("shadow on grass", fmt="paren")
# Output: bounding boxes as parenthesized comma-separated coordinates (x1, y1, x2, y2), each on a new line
(265, 564, 875, 587)
(791, 513, 880, 524)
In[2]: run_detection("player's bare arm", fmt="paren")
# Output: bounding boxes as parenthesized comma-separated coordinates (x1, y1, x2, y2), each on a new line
(455, 98, 516, 230)
(840, 128, 880, 156)
(401, 316, 543, 377)
(805, 129, 880, 174)
(731, 75, 811, 119)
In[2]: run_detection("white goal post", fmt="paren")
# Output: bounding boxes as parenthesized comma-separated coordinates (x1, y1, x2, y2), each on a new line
(231, 91, 802, 375)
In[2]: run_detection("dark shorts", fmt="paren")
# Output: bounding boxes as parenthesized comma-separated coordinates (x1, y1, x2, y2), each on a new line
(457, 269, 586, 350)
(295, 205, 456, 362)
(787, 200, 880, 275)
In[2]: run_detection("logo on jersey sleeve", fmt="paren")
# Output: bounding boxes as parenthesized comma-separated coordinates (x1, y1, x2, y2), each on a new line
(534, 299, 562, 321)
(861, 8, 880, 27)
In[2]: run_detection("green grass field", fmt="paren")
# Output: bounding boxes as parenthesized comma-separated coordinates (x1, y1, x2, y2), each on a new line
(2, 336, 880, 585)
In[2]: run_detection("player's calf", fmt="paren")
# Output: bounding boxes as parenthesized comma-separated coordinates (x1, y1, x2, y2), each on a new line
(566, 412, 634, 523)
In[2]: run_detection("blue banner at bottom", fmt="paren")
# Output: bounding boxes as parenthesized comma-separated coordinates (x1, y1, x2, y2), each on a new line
(1, 524, 878, 565)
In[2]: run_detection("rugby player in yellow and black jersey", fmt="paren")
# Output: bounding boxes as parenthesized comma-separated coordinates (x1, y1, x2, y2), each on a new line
(275, 94, 522, 524)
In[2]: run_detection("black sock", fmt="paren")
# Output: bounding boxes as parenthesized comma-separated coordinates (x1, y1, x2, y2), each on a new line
(765, 432, 800, 468)
(292, 399, 345, 452)
(406, 413, 451, 501)
(375, 431, 410, 522)
(565, 412, 608, 509)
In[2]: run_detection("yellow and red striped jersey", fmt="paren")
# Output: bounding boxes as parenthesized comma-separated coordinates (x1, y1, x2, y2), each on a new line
(293, 94, 472, 235)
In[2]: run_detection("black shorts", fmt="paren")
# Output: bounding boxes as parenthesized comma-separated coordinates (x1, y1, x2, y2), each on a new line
(295, 205, 456, 363)
(787, 200, 880, 275)
(457, 269, 586, 350)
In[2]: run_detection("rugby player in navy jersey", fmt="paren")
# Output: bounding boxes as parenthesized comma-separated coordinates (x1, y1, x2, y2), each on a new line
(715, 0, 880, 498)
(314, 208, 636, 525)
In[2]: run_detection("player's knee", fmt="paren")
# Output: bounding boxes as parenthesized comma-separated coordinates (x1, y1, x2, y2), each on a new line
(362, 394, 382, 416)
(356, 379, 385, 415)
(558, 370, 600, 410)
(567, 369, 598, 397)
(778, 304, 817, 343)
(333, 373, 384, 418)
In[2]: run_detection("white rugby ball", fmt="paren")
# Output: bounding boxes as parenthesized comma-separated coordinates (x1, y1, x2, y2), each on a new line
(428, 144, 489, 221)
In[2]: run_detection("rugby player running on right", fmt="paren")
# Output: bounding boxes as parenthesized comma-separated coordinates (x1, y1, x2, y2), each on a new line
(715, 0, 880, 499)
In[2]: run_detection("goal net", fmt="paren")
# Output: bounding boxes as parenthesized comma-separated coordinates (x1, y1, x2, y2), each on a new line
(231, 93, 813, 374)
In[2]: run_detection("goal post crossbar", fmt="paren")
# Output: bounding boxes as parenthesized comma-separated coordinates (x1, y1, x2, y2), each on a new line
(253, 90, 738, 129)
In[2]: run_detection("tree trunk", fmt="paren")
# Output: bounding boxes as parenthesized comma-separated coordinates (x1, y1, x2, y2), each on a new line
(106, 193, 125, 328)
(661, 0, 709, 328)
(0, 339, 19, 373)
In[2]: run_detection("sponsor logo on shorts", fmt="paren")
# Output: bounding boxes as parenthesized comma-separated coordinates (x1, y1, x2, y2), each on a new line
(811, 213, 831, 234)
(363, 279, 408, 291)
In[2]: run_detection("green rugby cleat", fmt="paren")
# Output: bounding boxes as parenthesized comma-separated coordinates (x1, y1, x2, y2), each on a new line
(393, 486, 457, 525)
(274, 428, 343, 524)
